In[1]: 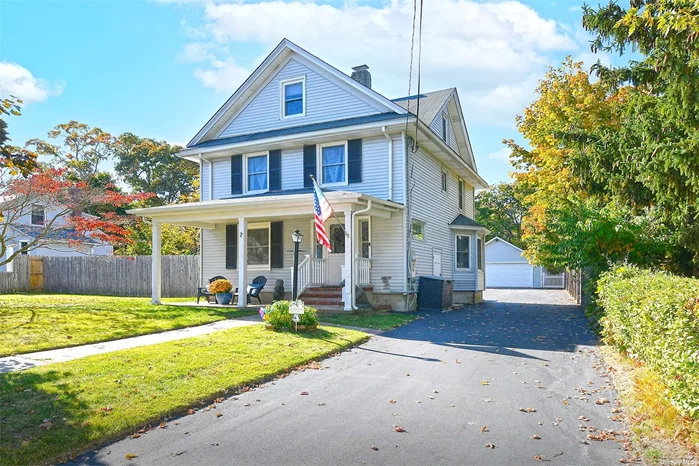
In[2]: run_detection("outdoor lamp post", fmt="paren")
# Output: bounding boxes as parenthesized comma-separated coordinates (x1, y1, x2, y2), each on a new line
(291, 228, 304, 301)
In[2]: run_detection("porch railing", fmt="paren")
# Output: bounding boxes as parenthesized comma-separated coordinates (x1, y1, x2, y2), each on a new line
(290, 255, 327, 297)
(356, 257, 371, 286)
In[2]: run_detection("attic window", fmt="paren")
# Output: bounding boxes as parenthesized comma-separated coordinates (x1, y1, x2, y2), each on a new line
(281, 77, 305, 118)
(441, 114, 448, 142)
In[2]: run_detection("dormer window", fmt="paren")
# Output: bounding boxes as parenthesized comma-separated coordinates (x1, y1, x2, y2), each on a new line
(281, 77, 305, 118)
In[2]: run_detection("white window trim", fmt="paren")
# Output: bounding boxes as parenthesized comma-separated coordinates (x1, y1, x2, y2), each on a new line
(357, 215, 372, 259)
(279, 76, 306, 119)
(411, 219, 425, 242)
(455, 234, 472, 271)
(30, 204, 45, 226)
(442, 114, 448, 142)
(458, 179, 465, 213)
(317, 140, 349, 187)
(477, 236, 484, 271)
(244, 152, 270, 195)
(441, 167, 448, 193)
(247, 221, 271, 270)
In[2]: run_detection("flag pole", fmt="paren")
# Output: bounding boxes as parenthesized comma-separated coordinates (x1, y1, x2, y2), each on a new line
(310, 175, 348, 237)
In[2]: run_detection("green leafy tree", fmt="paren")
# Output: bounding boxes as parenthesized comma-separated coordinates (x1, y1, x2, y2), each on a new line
(114, 133, 198, 205)
(0, 91, 38, 176)
(475, 182, 528, 248)
(26, 121, 116, 181)
(114, 218, 199, 256)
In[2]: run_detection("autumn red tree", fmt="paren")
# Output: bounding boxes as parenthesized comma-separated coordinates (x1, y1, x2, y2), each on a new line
(0, 167, 153, 266)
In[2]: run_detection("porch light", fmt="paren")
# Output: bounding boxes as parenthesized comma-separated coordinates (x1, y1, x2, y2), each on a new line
(291, 229, 304, 244)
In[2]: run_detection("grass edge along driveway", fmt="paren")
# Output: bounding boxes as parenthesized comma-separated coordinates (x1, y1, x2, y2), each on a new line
(319, 311, 418, 330)
(0, 294, 257, 357)
(0, 324, 369, 466)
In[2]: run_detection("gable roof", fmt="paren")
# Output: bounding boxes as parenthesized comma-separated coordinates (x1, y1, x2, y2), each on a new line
(187, 38, 408, 148)
(485, 236, 524, 253)
(449, 214, 486, 228)
(393, 88, 477, 169)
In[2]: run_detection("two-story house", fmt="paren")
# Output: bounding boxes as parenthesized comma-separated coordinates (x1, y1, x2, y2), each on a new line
(0, 202, 113, 272)
(130, 39, 488, 310)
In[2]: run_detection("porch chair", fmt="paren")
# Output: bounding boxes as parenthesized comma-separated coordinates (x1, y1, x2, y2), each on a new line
(235, 276, 267, 305)
(196, 275, 227, 304)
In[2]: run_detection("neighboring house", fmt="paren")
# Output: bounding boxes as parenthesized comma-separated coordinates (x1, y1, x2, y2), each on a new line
(130, 39, 488, 310)
(485, 237, 565, 289)
(0, 203, 113, 272)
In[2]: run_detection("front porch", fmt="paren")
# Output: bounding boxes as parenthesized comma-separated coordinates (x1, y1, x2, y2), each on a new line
(129, 191, 405, 311)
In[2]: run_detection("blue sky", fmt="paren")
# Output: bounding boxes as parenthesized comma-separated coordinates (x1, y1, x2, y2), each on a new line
(0, 0, 615, 186)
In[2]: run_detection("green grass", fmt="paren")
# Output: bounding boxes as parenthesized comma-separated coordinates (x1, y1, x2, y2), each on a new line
(319, 311, 418, 331)
(0, 324, 369, 465)
(0, 294, 257, 357)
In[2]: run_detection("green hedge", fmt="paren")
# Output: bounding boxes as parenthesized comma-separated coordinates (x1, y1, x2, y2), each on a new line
(597, 266, 699, 417)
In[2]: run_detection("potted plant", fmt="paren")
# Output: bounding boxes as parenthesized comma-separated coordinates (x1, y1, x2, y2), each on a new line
(209, 279, 233, 305)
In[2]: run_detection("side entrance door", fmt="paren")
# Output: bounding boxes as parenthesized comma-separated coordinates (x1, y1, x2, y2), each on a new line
(432, 249, 442, 276)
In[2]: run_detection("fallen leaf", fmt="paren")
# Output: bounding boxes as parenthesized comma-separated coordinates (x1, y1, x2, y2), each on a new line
(216, 397, 224, 403)
(481, 380, 490, 386)
(125, 454, 137, 460)
(481, 426, 488, 433)
(578, 415, 590, 422)
(389, 399, 397, 404)
(100, 406, 113, 412)
(534, 455, 543, 461)
(371, 446, 379, 451)
(395, 426, 406, 433)
(405, 373, 411, 377)
(532, 435, 541, 440)
(215, 412, 223, 418)
(595, 398, 609, 405)
(159, 422, 167, 429)
(519, 407, 537, 413)
(317, 402, 326, 406)
(39, 419, 53, 429)
(485, 443, 496, 449)
(132, 433, 141, 439)
(300, 391, 309, 396)
(187, 408, 195, 415)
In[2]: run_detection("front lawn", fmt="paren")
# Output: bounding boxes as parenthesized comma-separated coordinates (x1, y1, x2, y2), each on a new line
(320, 311, 418, 330)
(0, 294, 256, 357)
(0, 324, 369, 466)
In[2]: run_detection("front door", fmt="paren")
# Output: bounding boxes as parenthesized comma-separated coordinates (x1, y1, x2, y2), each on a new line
(326, 223, 345, 284)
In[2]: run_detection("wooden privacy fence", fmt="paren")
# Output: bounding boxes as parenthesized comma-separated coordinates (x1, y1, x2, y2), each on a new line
(566, 268, 583, 305)
(0, 255, 199, 297)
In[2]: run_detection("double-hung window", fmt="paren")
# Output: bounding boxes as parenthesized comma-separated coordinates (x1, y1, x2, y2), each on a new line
(246, 153, 268, 193)
(321, 143, 346, 185)
(442, 114, 448, 142)
(282, 78, 304, 118)
(455, 234, 470, 270)
(441, 169, 448, 192)
(458, 179, 464, 211)
(477, 237, 484, 271)
(248, 224, 270, 267)
(31, 205, 45, 226)
(412, 219, 425, 241)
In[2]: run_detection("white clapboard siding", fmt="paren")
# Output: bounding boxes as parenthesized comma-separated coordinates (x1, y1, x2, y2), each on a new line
(368, 214, 405, 292)
(219, 58, 380, 139)
(429, 103, 460, 156)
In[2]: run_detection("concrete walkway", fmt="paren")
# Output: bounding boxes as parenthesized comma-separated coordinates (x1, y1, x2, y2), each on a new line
(0, 317, 260, 374)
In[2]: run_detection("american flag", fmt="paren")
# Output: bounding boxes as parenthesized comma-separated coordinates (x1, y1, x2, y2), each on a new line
(312, 179, 333, 252)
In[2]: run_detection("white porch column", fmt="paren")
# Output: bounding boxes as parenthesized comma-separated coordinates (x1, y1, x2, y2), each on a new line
(237, 217, 248, 308)
(6, 246, 14, 273)
(151, 220, 162, 304)
(343, 207, 354, 311)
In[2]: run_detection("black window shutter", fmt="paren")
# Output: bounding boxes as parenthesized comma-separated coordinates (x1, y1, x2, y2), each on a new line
(225, 224, 238, 269)
(231, 154, 243, 195)
(303, 145, 316, 188)
(269, 149, 282, 192)
(348, 138, 362, 183)
(270, 221, 284, 269)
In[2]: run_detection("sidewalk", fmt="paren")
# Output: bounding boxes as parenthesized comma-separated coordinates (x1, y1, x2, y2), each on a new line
(0, 317, 260, 374)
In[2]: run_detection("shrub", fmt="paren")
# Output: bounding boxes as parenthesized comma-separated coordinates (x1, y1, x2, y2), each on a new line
(264, 300, 318, 330)
(209, 279, 232, 294)
(597, 266, 699, 417)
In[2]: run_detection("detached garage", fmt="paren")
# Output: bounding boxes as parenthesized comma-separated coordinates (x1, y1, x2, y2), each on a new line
(485, 237, 564, 289)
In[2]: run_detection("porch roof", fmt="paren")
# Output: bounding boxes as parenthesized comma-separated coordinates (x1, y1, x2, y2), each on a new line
(449, 214, 490, 234)
(127, 191, 403, 228)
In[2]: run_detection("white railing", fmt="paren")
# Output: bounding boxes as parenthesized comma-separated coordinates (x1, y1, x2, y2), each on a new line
(356, 257, 371, 285)
(291, 255, 311, 297)
(290, 255, 326, 297)
(310, 258, 326, 285)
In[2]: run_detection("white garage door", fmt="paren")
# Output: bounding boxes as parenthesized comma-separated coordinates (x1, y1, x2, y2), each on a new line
(486, 263, 533, 288)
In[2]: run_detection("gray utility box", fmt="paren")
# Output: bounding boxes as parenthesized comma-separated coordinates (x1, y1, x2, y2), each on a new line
(417, 276, 454, 311)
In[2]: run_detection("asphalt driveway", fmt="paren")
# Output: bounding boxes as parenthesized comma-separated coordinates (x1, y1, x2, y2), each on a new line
(81, 289, 630, 466)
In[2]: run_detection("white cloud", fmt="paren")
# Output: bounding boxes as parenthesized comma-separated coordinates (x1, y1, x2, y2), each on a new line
(486, 147, 512, 162)
(0, 62, 64, 104)
(173, 0, 581, 125)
